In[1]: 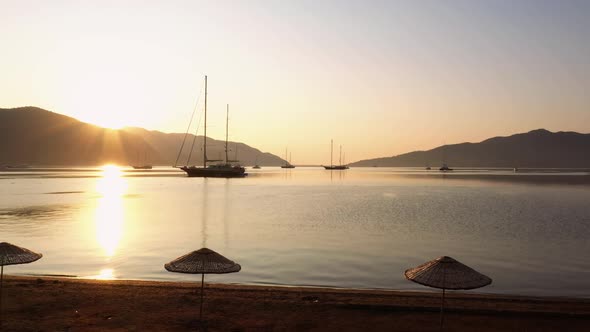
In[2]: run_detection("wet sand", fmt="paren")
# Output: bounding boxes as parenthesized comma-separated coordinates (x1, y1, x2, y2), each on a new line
(1, 276, 589, 331)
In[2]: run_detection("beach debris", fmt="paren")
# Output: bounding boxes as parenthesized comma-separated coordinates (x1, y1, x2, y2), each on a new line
(405, 256, 491, 331)
(302, 295, 319, 303)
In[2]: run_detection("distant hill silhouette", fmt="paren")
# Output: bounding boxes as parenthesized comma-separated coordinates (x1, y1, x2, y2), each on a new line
(122, 127, 284, 166)
(350, 129, 590, 168)
(0, 107, 284, 166)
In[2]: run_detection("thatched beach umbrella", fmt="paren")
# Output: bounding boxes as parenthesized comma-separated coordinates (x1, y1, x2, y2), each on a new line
(0, 242, 43, 325)
(165, 248, 241, 322)
(405, 256, 492, 330)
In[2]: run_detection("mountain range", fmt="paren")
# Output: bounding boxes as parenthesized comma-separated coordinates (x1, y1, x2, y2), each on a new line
(2, 107, 589, 168)
(0, 107, 284, 166)
(350, 129, 590, 168)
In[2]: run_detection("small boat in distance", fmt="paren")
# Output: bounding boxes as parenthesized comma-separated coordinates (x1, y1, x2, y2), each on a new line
(179, 76, 246, 178)
(132, 165, 152, 170)
(3, 164, 32, 169)
(324, 139, 348, 170)
(252, 156, 261, 169)
(131, 149, 152, 169)
(439, 142, 452, 171)
(281, 148, 295, 168)
(439, 163, 453, 171)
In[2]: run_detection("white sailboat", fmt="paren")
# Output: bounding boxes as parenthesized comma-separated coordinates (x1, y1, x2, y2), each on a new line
(281, 148, 295, 168)
(179, 76, 247, 178)
(324, 139, 348, 170)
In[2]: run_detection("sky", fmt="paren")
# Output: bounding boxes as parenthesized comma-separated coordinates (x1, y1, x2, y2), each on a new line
(1, 0, 589, 164)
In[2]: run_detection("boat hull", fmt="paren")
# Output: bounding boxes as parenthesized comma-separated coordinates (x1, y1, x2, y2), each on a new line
(439, 163, 453, 171)
(132, 165, 153, 170)
(281, 165, 295, 169)
(324, 166, 349, 170)
(180, 166, 247, 178)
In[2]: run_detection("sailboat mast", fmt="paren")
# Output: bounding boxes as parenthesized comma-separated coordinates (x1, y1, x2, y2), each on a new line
(339, 145, 342, 166)
(330, 139, 333, 167)
(225, 104, 229, 164)
(443, 141, 446, 163)
(203, 75, 208, 168)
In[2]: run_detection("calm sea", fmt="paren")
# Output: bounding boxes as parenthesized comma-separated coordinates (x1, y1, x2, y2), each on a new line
(1, 167, 589, 297)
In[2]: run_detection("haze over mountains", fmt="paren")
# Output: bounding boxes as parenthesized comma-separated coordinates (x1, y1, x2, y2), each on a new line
(2, 107, 589, 168)
(0, 107, 284, 166)
(351, 129, 590, 168)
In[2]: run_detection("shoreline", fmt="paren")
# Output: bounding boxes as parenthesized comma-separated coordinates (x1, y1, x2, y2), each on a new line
(2, 276, 589, 331)
(12, 273, 590, 301)
(12, 273, 590, 300)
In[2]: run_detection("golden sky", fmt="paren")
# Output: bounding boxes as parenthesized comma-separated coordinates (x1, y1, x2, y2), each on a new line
(1, 1, 589, 164)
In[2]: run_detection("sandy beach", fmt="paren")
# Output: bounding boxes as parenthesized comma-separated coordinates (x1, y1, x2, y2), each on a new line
(0, 276, 588, 331)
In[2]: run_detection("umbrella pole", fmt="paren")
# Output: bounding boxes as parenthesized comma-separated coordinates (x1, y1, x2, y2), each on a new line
(0, 265, 3, 327)
(439, 288, 445, 331)
(199, 273, 204, 322)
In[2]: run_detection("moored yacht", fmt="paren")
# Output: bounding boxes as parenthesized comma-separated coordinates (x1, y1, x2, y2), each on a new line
(323, 139, 349, 170)
(178, 76, 246, 178)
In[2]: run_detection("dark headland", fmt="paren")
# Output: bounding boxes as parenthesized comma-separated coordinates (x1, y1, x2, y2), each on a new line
(0, 107, 285, 166)
(351, 129, 590, 168)
(2, 107, 590, 169)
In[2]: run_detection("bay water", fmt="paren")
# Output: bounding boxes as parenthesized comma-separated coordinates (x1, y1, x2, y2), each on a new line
(1, 167, 589, 297)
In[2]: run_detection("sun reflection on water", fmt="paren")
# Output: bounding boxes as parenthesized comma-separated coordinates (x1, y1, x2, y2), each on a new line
(97, 165, 127, 197)
(95, 165, 127, 258)
(93, 268, 115, 280)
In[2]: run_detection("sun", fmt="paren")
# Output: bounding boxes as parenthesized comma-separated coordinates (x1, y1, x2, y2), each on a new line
(78, 102, 133, 129)
(63, 102, 133, 130)
(58, 69, 141, 130)
(98, 118, 126, 130)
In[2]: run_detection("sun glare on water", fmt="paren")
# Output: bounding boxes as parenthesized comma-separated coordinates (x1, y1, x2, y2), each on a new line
(100, 164, 123, 179)
(95, 165, 127, 258)
(93, 268, 115, 280)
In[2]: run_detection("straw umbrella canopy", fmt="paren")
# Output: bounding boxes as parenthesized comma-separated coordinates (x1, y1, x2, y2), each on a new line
(165, 248, 241, 322)
(0, 242, 43, 325)
(405, 256, 491, 330)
